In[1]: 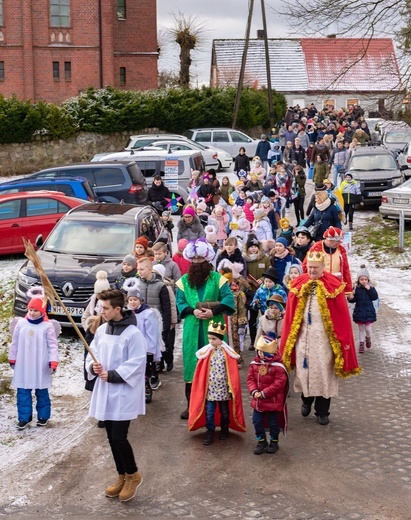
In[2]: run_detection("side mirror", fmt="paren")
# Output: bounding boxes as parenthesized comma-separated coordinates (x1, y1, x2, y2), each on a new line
(35, 235, 44, 247)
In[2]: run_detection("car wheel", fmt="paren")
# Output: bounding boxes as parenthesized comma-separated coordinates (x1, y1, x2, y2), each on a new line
(217, 160, 222, 172)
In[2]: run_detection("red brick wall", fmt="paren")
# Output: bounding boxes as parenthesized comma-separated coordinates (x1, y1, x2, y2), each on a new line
(0, 0, 158, 104)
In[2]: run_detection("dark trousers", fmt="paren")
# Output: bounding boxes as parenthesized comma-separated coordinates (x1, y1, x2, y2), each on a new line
(17, 388, 50, 422)
(252, 409, 280, 441)
(344, 203, 355, 224)
(205, 400, 230, 431)
(248, 308, 259, 345)
(162, 328, 175, 366)
(293, 196, 305, 224)
(301, 394, 331, 417)
(105, 420, 137, 475)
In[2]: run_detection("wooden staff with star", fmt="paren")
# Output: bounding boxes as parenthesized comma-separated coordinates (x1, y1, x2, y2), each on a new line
(23, 238, 99, 363)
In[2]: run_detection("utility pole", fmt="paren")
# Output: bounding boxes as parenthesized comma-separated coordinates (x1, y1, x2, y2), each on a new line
(261, 0, 274, 130)
(232, 0, 254, 129)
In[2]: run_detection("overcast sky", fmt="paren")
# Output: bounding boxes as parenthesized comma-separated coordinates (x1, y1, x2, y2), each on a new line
(157, 0, 291, 85)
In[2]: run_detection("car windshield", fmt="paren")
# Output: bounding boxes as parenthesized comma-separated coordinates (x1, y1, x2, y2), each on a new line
(349, 155, 397, 171)
(385, 130, 411, 144)
(43, 219, 136, 255)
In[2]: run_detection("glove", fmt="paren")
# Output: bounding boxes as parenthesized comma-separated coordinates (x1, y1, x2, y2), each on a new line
(238, 327, 246, 336)
(9, 360, 15, 369)
(49, 361, 58, 373)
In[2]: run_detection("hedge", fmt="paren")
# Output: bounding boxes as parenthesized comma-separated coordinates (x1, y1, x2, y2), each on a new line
(0, 86, 287, 144)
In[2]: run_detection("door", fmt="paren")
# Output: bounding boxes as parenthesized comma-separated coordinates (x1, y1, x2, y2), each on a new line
(0, 198, 24, 254)
(211, 130, 231, 155)
(22, 197, 70, 244)
(92, 167, 127, 202)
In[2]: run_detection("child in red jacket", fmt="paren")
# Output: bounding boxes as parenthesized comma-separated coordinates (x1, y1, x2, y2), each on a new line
(247, 334, 289, 455)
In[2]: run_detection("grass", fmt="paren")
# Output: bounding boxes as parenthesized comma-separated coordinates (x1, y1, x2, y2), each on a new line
(352, 213, 411, 268)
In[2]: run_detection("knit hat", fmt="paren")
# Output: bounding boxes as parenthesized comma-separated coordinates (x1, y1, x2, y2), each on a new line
(323, 226, 344, 240)
(123, 278, 143, 300)
(267, 294, 285, 311)
(183, 238, 216, 262)
(262, 267, 279, 283)
(237, 170, 247, 179)
(94, 270, 110, 294)
(275, 237, 288, 248)
(315, 183, 327, 191)
(205, 225, 217, 244)
(153, 264, 166, 278)
(285, 263, 303, 276)
(135, 236, 149, 250)
(27, 297, 47, 316)
(123, 254, 137, 268)
(357, 264, 370, 281)
(196, 201, 207, 212)
(182, 206, 196, 217)
(261, 134, 267, 140)
(235, 180, 245, 188)
(254, 208, 266, 220)
(246, 234, 260, 250)
(295, 226, 312, 240)
(178, 238, 189, 252)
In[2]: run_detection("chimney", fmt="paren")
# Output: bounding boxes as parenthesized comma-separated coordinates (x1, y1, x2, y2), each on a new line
(257, 30, 265, 39)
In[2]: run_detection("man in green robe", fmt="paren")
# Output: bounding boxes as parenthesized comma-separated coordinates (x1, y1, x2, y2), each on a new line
(176, 238, 235, 420)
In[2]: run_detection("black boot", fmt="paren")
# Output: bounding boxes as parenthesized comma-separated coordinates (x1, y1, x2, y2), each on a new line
(219, 426, 229, 440)
(180, 383, 191, 420)
(253, 437, 268, 455)
(266, 439, 279, 453)
(203, 430, 214, 445)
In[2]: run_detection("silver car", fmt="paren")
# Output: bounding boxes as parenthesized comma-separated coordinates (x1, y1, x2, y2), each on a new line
(185, 128, 260, 158)
(379, 178, 411, 220)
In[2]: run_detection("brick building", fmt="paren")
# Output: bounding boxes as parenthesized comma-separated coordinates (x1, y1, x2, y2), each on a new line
(0, 0, 158, 104)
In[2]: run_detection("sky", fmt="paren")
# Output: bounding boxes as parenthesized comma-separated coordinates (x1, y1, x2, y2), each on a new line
(156, 0, 291, 85)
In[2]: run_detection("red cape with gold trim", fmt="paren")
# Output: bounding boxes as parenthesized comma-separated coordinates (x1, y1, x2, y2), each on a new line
(188, 343, 246, 432)
(280, 272, 361, 378)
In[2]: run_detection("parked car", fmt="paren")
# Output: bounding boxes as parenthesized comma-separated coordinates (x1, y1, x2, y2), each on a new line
(342, 146, 405, 203)
(380, 121, 411, 154)
(145, 140, 221, 170)
(0, 191, 85, 255)
(185, 128, 260, 158)
(379, 178, 411, 220)
(25, 161, 147, 204)
(98, 149, 206, 213)
(0, 177, 97, 201)
(124, 134, 233, 170)
(14, 203, 171, 325)
(395, 140, 411, 178)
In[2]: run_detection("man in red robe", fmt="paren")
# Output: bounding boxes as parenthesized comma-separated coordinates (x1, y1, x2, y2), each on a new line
(281, 251, 361, 425)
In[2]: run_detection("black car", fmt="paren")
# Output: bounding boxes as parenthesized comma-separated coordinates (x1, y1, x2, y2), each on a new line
(14, 203, 171, 326)
(26, 161, 147, 204)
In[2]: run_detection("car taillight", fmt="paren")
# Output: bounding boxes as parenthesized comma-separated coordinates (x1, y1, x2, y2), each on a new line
(129, 184, 143, 193)
(407, 157, 411, 163)
(87, 196, 94, 201)
(381, 196, 388, 203)
(212, 153, 218, 160)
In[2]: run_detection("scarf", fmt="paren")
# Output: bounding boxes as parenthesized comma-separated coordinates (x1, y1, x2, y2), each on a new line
(315, 198, 331, 212)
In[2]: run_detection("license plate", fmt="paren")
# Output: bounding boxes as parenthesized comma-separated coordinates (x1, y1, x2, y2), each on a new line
(367, 192, 383, 197)
(51, 305, 83, 316)
(393, 198, 409, 204)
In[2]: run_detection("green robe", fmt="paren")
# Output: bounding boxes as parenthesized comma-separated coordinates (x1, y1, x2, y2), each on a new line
(176, 271, 235, 382)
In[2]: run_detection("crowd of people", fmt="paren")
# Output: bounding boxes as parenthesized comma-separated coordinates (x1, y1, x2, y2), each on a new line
(8, 102, 383, 504)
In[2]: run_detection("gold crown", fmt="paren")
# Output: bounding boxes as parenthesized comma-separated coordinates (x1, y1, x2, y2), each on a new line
(207, 321, 226, 337)
(306, 251, 325, 263)
(255, 335, 278, 354)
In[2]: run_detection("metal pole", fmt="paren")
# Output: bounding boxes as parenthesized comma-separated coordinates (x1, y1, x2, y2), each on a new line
(232, 0, 254, 129)
(260, 0, 274, 130)
(399, 210, 405, 252)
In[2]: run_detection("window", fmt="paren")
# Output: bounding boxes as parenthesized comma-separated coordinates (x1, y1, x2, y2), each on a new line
(0, 200, 21, 221)
(64, 61, 71, 81)
(213, 131, 229, 143)
(120, 67, 126, 85)
(50, 0, 70, 27)
(117, 0, 126, 19)
(195, 132, 212, 143)
(26, 198, 60, 217)
(0, 61, 4, 82)
(93, 168, 125, 187)
(53, 61, 60, 80)
(346, 98, 359, 108)
(323, 99, 335, 109)
(0, 1, 3, 26)
(136, 161, 159, 178)
(230, 131, 250, 143)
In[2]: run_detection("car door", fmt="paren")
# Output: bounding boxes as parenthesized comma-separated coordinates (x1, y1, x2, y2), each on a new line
(92, 167, 127, 202)
(229, 130, 256, 157)
(22, 196, 70, 244)
(211, 130, 231, 155)
(0, 198, 24, 254)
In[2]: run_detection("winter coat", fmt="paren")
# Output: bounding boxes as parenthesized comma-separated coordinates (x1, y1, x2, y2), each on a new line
(177, 215, 206, 242)
(255, 313, 284, 345)
(213, 213, 229, 241)
(243, 203, 254, 224)
(313, 161, 330, 185)
(172, 252, 191, 275)
(247, 351, 288, 412)
(297, 132, 310, 150)
(251, 284, 287, 315)
(136, 274, 171, 330)
(305, 204, 341, 241)
(198, 183, 216, 205)
(271, 253, 301, 285)
(229, 214, 250, 244)
(247, 180, 263, 192)
(216, 248, 247, 276)
(290, 146, 306, 167)
(339, 179, 363, 204)
(350, 284, 378, 323)
(153, 254, 181, 283)
(253, 216, 273, 241)
(255, 140, 272, 162)
(147, 182, 171, 205)
(234, 153, 251, 173)
(243, 251, 271, 292)
(293, 241, 313, 262)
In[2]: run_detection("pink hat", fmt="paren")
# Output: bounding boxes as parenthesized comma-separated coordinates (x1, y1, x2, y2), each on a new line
(182, 206, 195, 217)
(178, 238, 189, 251)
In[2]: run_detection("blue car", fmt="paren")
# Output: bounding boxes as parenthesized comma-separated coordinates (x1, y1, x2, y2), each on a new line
(0, 177, 97, 201)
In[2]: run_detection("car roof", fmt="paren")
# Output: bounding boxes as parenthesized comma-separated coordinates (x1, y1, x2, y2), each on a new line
(187, 127, 254, 133)
(109, 150, 202, 158)
(129, 133, 187, 140)
(0, 190, 86, 202)
(35, 161, 137, 173)
(66, 202, 154, 220)
(0, 176, 89, 187)
(351, 146, 394, 156)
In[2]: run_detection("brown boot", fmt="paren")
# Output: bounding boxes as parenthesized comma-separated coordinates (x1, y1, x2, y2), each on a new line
(105, 474, 125, 498)
(119, 472, 143, 502)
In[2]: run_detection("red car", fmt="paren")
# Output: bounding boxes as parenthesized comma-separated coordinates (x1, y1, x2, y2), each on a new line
(0, 191, 86, 255)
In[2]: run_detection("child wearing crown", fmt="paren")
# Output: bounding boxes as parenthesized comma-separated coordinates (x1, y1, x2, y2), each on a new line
(8, 287, 60, 430)
(188, 321, 246, 446)
(247, 334, 289, 454)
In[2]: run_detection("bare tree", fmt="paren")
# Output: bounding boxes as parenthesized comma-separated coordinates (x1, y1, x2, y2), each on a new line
(158, 70, 180, 89)
(168, 11, 205, 88)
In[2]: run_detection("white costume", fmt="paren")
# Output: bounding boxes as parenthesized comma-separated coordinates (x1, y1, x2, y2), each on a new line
(134, 307, 164, 362)
(9, 318, 59, 389)
(86, 322, 147, 421)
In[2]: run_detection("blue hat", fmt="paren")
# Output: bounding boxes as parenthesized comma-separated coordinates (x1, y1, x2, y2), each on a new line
(275, 237, 288, 247)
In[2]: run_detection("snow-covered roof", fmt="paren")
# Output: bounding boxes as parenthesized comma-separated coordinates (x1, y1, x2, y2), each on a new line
(211, 38, 401, 92)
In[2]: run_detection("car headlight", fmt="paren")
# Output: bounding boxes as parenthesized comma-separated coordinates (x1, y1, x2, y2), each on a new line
(18, 271, 40, 286)
(392, 178, 402, 186)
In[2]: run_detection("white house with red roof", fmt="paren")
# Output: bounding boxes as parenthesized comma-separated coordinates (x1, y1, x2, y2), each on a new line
(210, 37, 403, 115)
